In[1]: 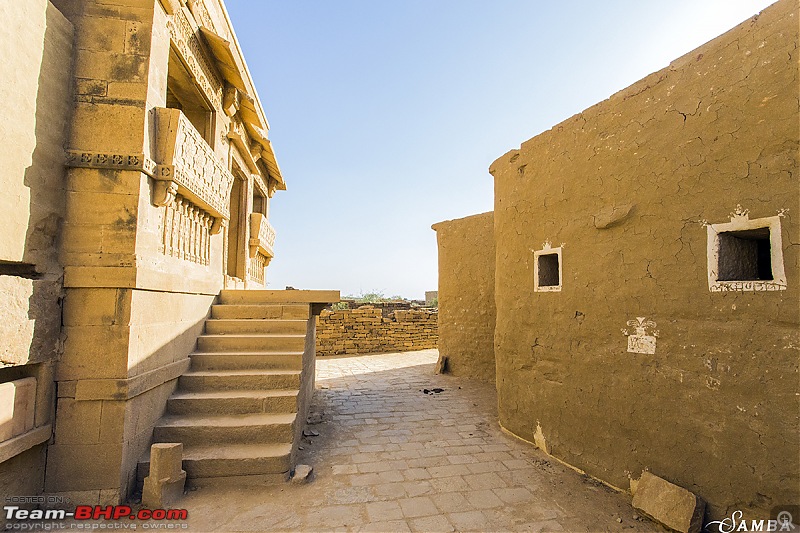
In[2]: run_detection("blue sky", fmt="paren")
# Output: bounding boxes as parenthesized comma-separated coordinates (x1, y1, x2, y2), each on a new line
(226, 0, 775, 299)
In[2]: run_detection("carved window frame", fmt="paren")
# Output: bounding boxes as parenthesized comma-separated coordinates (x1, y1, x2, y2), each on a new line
(706, 213, 786, 292)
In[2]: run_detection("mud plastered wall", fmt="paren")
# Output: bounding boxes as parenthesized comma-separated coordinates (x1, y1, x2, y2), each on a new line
(490, 0, 798, 521)
(433, 212, 497, 382)
(316, 308, 438, 356)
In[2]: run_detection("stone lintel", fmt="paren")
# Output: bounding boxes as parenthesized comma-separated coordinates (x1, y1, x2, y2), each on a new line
(0, 425, 52, 465)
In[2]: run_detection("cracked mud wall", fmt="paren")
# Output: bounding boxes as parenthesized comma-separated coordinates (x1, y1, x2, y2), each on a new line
(433, 212, 496, 382)
(490, 0, 798, 521)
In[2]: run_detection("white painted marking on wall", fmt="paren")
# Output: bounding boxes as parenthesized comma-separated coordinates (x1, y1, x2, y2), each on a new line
(623, 317, 658, 355)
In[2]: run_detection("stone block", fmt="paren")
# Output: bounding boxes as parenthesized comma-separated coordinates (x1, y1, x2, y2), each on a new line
(62, 288, 131, 327)
(142, 443, 186, 508)
(0, 278, 63, 366)
(58, 325, 130, 381)
(45, 443, 123, 492)
(98, 400, 127, 443)
(75, 15, 127, 53)
(632, 472, 705, 533)
(0, 378, 37, 441)
(52, 398, 102, 444)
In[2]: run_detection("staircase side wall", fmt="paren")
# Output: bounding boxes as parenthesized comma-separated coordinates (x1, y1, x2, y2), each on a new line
(292, 311, 318, 467)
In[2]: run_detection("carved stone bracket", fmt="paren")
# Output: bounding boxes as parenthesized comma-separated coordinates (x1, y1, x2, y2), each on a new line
(227, 118, 258, 173)
(222, 84, 241, 117)
(153, 180, 179, 207)
(267, 178, 279, 198)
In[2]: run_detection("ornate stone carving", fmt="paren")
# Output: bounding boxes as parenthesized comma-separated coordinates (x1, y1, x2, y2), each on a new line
(267, 178, 279, 198)
(153, 107, 234, 224)
(161, 194, 212, 266)
(227, 119, 263, 177)
(66, 151, 157, 175)
(248, 252, 270, 285)
(222, 84, 241, 117)
(166, 6, 222, 109)
(248, 212, 275, 258)
(253, 174, 269, 201)
(187, 0, 216, 33)
(153, 180, 179, 207)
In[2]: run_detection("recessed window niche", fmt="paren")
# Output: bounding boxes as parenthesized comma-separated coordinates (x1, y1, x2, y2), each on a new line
(707, 206, 786, 292)
(534, 242, 562, 292)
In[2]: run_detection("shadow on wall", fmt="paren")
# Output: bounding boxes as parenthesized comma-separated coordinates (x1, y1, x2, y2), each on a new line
(0, 0, 74, 500)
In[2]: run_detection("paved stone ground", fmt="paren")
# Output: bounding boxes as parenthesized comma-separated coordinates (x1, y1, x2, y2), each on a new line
(177, 349, 664, 532)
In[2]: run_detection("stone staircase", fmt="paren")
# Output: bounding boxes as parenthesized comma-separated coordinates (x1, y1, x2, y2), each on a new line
(137, 289, 337, 488)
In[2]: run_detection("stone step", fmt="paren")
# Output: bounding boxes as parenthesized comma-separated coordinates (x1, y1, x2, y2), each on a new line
(178, 370, 301, 392)
(197, 334, 306, 352)
(205, 319, 307, 335)
(219, 289, 339, 305)
(190, 351, 304, 371)
(152, 413, 296, 446)
(167, 389, 299, 416)
(210, 304, 309, 320)
(136, 442, 293, 485)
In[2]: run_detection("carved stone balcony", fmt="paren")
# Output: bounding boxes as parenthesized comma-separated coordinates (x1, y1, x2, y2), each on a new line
(152, 107, 234, 230)
(248, 212, 276, 259)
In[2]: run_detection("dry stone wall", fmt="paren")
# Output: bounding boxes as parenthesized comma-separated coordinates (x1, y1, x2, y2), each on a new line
(316, 307, 438, 356)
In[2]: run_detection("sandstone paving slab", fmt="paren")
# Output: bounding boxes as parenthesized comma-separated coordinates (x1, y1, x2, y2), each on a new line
(173, 349, 665, 532)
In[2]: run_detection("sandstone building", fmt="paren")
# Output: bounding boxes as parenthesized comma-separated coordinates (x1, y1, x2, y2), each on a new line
(435, 0, 798, 522)
(1, 0, 335, 505)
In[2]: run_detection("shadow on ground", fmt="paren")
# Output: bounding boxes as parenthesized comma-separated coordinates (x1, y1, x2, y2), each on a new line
(176, 349, 665, 532)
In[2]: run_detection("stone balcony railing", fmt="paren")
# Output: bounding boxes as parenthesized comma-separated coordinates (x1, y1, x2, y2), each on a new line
(152, 107, 234, 229)
(248, 212, 276, 259)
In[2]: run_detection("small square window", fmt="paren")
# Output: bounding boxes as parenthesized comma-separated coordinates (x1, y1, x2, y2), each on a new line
(717, 228, 772, 281)
(534, 245, 562, 292)
(707, 210, 786, 292)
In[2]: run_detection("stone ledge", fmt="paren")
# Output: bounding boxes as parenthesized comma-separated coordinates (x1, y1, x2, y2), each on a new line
(65, 265, 221, 295)
(74, 359, 190, 401)
(220, 289, 340, 303)
(0, 425, 52, 464)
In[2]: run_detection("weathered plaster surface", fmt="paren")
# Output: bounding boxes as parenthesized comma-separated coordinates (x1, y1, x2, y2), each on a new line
(433, 212, 496, 382)
(0, 0, 72, 501)
(491, 0, 798, 520)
